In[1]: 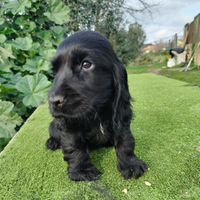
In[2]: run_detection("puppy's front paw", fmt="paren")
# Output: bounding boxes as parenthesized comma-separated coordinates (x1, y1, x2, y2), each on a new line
(68, 165, 102, 181)
(119, 156, 148, 179)
(45, 137, 60, 151)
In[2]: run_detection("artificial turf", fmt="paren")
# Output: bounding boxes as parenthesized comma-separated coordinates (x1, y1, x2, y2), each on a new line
(0, 73, 200, 200)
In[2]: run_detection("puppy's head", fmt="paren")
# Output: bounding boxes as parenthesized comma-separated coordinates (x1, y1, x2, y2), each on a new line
(49, 30, 131, 129)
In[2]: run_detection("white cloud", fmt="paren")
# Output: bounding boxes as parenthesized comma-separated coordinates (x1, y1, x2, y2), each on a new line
(127, 0, 200, 43)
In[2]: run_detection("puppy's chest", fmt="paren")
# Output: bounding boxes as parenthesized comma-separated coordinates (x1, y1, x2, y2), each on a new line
(84, 124, 110, 145)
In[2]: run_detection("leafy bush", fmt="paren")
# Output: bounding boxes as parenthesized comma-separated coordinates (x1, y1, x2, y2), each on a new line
(0, 100, 22, 138)
(0, 0, 70, 151)
(136, 53, 153, 65)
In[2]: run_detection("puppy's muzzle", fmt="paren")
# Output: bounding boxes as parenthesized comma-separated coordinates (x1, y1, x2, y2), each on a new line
(49, 96, 64, 108)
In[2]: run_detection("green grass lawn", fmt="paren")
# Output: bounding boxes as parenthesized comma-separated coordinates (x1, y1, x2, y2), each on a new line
(159, 67, 200, 85)
(1, 74, 200, 199)
(125, 59, 167, 74)
(126, 58, 200, 85)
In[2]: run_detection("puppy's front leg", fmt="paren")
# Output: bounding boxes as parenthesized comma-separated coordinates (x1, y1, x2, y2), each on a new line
(115, 130, 148, 179)
(46, 118, 62, 151)
(61, 131, 101, 181)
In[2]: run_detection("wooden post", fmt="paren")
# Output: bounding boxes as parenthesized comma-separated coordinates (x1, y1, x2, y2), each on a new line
(168, 40, 171, 52)
(174, 34, 177, 48)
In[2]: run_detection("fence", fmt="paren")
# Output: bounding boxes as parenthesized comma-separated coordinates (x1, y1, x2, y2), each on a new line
(184, 13, 200, 65)
(169, 13, 200, 65)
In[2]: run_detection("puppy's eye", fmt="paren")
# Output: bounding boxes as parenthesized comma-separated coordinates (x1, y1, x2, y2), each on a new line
(82, 61, 92, 70)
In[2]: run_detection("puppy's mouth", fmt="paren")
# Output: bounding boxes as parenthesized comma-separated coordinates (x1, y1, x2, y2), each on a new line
(48, 96, 93, 118)
(49, 98, 66, 108)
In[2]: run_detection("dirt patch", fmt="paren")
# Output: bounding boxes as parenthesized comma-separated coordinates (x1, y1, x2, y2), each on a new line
(167, 67, 183, 71)
(148, 67, 184, 74)
(148, 68, 163, 74)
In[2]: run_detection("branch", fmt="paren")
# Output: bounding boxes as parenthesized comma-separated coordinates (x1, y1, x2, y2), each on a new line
(113, 0, 162, 19)
(99, 8, 109, 18)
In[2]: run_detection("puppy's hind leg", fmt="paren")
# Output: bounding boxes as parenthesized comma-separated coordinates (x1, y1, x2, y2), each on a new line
(46, 118, 62, 151)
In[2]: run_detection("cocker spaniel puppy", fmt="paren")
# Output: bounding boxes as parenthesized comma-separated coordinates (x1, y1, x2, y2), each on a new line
(46, 30, 147, 181)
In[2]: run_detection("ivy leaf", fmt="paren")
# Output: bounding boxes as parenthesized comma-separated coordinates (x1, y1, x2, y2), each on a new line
(32, 42, 40, 50)
(42, 40, 53, 48)
(50, 26, 68, 38)
(37, 30, 52, 40)
(51, 38, 64, 47)
(39, 48, 56, 60)
(0, 84, 16, 93)
(0, 138, 11, 152)
(0, 34, 6, 43)
(28, 21, 37, 32)
(44, 0, 70, 24)
(0, 46, 16, 60)
(0, 18, 4, 25)
(12, 101, 30, 118)
(6, 72, 23, 85)
(0, 27, 14, 35)
(15, 16, 28, 26)
(0, 77, 6, 83)
(15, 74, 52, 107)
(28, 42, 40, 57)
(0, 59, 13, 72)
(13, 37, 32, 51)
(5, 0, 31, 15)
(0, 100, 22, 138)
(3, 43, 13, 55)
(23, 56, 50, 73)
(50, 26, 63, 35)
(12, 65, 25, 73)
(36, 16, 45, 24)
(0, 7, 4, 16)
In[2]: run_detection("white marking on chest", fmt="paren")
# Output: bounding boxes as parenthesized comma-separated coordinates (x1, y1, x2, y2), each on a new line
(100, 123, 105, 134)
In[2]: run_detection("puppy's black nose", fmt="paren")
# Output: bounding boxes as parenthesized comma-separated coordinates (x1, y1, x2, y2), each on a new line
(49, 96, 64, 107)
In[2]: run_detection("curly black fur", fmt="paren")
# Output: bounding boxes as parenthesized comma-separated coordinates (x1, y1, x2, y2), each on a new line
(46, 30, 147, 181)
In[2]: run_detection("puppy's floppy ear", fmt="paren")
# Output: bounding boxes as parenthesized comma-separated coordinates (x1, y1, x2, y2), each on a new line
(112, 59, 133, 132)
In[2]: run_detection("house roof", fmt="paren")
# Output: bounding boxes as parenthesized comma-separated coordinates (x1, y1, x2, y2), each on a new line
(143, 45, 156, 51)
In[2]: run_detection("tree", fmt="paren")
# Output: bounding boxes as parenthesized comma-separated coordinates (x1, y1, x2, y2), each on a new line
(126, 22, 146, 60)
(65, 0, 160, 33)
(118, 0, 160, 19)
(111, 23, 146, 64)
(64, 0, 155, 64)
(65, 0, 124, 34)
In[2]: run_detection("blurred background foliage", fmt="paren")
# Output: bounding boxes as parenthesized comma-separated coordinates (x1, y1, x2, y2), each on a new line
(0, 0, 158, 151)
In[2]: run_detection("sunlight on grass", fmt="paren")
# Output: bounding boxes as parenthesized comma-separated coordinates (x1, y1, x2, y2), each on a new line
(1, 74, 200, 199)
(126, 54, 200, 85)
(159, 68, 200, 85)
(126, 60, 167, 74)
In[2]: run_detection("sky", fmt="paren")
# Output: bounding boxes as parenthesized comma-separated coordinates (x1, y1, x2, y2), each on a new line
(127, 0, 200, 44)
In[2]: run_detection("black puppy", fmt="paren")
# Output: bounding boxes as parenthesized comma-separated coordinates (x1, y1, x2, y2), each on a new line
(46, 30, 147, 181)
